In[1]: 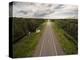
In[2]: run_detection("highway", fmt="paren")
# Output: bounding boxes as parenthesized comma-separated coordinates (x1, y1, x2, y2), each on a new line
(33, 20, 64, 57)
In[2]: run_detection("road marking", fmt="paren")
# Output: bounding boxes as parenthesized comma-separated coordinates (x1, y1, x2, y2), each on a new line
(39, 27, 46, 56)
(39, 21, 58, 56)
(50, 25, 58, 55)
(39, 37, 45, 56)
(52, 34, 58, 55)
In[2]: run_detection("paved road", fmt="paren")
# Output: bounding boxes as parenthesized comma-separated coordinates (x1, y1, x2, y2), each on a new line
(33, 20, 64, 57)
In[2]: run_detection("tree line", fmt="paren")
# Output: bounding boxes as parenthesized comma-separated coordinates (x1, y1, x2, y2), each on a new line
(11, 17, 45, 43)
(54, 19, 78, 44)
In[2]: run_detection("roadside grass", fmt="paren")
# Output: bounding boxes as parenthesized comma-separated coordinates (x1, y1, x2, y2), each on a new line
(13, 22, 46, 58)
(52, 22, 78, 54)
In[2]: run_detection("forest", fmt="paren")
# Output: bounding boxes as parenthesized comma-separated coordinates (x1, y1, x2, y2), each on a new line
(11, 18, 78, 44)
(11, 17, 45, 43)
(54, 19, 78, 44)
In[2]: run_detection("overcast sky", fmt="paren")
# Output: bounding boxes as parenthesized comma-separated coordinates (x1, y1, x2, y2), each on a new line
(10, 2, 78, 19)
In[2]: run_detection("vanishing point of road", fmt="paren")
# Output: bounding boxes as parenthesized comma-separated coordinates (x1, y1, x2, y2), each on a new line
(33, 20, 64, 57)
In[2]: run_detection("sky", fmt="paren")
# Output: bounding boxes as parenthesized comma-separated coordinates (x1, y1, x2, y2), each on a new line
(10, 1, 78, 19)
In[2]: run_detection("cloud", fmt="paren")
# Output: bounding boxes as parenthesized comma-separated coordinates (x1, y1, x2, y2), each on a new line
(11, 2, 78, 19)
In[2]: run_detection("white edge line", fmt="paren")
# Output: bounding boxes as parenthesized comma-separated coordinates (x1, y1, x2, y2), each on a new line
(39, 36, 45, 56)
(50, 21, 58, 55)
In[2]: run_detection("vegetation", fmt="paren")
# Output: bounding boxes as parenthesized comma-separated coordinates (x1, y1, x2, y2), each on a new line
(52, 19, 78, 54)
(10, 17, 78, 57)
(12, 17, 45, 43)
(11, 17, 45, 58)
(55, 19, 78, 41)
(13, 32, 41, 57)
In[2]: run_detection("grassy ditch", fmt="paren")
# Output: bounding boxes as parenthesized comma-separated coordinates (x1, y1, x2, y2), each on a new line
(52, 22, 78, 54)
(13, 22, 45, 58)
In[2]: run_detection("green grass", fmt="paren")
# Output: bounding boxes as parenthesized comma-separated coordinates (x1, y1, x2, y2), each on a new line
(52, 22, 78, 54)
(13, 22, 45, 58)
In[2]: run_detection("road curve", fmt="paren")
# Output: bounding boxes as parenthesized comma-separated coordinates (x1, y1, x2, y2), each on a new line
(33, 20, 64, 57)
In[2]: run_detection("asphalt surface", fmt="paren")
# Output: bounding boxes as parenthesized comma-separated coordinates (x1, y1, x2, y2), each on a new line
(33, 20, 64, 57)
